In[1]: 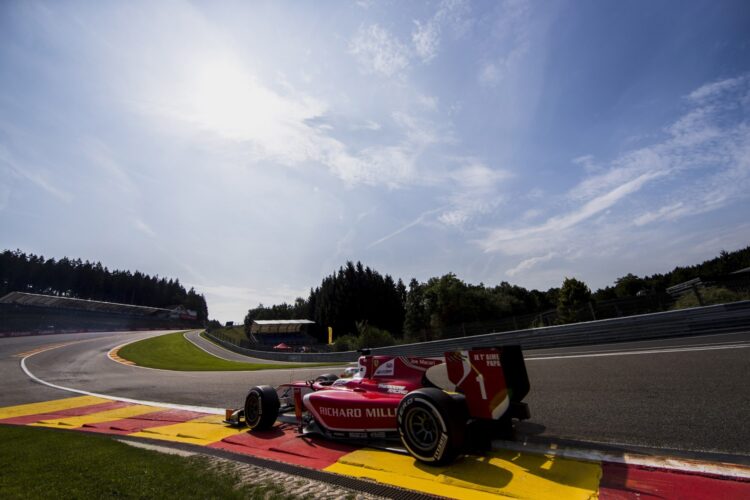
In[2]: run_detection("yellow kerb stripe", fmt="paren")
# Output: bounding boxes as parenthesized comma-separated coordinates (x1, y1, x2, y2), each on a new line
(130, 414, 248, 446)
(30, 404, 162, 429)
(324, 448, 602, 500)
(0, 396, 109, 420)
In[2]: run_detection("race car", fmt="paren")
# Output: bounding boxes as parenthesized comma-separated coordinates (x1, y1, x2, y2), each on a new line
(225, 345, 530, 465)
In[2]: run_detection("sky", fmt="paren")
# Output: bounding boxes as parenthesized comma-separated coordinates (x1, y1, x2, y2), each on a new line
(1, 0, 749, 322)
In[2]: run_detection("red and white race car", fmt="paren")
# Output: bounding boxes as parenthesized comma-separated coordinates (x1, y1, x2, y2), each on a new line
(226, 345, 530, 465)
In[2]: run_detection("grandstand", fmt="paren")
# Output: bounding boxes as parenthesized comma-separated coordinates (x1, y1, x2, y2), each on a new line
(0, 291, 198, 335)
(247, 319, 316, 347)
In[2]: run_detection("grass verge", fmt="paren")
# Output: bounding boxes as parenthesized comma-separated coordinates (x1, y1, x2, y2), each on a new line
(0, 425, 290, 499)
(208, 325, 248, 343)
(117, 331, 338, 371)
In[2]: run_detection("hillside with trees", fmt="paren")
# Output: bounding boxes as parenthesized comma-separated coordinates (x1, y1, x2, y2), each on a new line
(594, 246, 750, 300)
(245, 262, 405, 344)
(243, 245, 750, 346)
(0, 249, 208, 321)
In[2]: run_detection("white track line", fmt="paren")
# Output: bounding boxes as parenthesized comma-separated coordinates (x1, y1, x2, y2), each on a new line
(526, 342, 750, 361)
(18, 332, 750, 478)
(183, 331, 239, 362)
(528, 337, 750, 358)
(20, 342, 225, 415)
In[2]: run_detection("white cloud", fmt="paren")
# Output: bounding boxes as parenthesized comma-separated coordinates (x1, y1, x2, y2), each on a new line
(479, 73, 750, 266)
(506, 252, 555, 277)
(193, 283, 309, 322)
(417, 94, 439, 111)
(355, 120, 382, 131)
(0, 146, 73, 204)
(368, 207, 445, 248)
(478, 0, 531, 87)
(522, 208, 541, 220)
(81, 137, 137, 194)
(349, 24, 410, 77)
(141, 51, 451, 189)
(350, 2, 469, 76)
(482, 170, 665, 254)
(412, 0, 471, 62)
(412, 20, 440, 62)
(688, 74, 748, 102)
(438, 161, 512, 227)
(633, 202, 686, 226)
(133, 218, 156, 237)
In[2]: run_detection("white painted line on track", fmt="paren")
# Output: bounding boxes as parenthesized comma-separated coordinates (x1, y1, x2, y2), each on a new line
(183, 331, 238, 362)
(16, 331, 750, 477)
(19, 343, 225, 415)
(493, 439, 750, 479)
(526, 342, 750, 361)
(529, 336, 750, 358)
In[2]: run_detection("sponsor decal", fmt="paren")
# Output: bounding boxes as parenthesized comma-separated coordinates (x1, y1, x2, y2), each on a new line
(397, 397, 414, 421)
(318, 406, 396, 419)
(434, 433, 448, 460)
(365, 407, 397, 418)
(403, 356, 442, 370)
(373, 359, 394, 377)
(319, 407, 362, 418)
(377, 383, 407, 394)
(471, 351, 501, 367)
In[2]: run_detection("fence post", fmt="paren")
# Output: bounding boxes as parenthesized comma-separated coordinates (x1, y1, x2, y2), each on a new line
(588, 301, 597, 320)
(691, 284, 705, 306)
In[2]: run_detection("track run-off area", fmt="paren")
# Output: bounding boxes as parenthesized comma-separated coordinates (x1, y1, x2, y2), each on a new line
(1, 329, 749, 498)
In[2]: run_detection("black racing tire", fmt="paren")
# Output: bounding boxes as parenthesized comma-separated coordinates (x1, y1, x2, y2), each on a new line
(244, 385, 280, 431)
(397, 388, 467, 465)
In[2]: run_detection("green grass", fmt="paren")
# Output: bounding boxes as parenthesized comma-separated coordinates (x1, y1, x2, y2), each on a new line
(0, 425, 290, 499)
(118, 331, 339, 371)
(671, 286, 750, 310)
(208, 325, 248, 343)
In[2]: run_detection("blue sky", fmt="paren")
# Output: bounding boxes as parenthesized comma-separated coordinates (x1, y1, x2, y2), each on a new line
(1, 1, 749, 322)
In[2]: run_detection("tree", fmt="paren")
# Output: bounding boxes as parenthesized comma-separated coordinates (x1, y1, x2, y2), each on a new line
(309, 261, 404, 340)
(557, 277, 593, 324)
(404, 278, 430, 341)
(614, 273, 646, 298)
(0, 249, 208, 320)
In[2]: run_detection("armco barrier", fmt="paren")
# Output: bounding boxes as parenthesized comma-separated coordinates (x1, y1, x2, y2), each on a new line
(203, 333, 357, 363)
(205, 300, 750, 362)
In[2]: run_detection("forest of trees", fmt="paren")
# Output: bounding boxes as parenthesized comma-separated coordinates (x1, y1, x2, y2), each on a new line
(593, 246, 750, 300)
(244, 245, 750, 345)
(245, 262, 406, 343)
(0, 249, 208, 321)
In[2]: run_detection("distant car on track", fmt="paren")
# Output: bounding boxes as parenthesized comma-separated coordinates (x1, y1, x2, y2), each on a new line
(226, 346, 530, 465)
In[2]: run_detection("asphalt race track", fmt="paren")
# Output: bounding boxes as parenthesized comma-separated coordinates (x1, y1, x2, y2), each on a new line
(1, 329, 749, 464)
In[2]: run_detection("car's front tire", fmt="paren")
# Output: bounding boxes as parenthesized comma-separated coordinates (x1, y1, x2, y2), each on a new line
(244, 385, 280, 431)
(397, 388, 467, 465)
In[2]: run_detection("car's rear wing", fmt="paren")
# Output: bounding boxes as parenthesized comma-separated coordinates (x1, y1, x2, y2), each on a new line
(439, 345, 530, 421)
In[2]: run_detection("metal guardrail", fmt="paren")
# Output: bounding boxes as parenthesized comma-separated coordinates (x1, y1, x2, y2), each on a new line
(205, 300, 750, 362)
(203, 333, 356, 363)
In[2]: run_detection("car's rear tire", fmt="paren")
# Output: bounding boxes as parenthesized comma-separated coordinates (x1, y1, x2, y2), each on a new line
(244, 385, 280, 431)
(397, 388, 467, 465)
